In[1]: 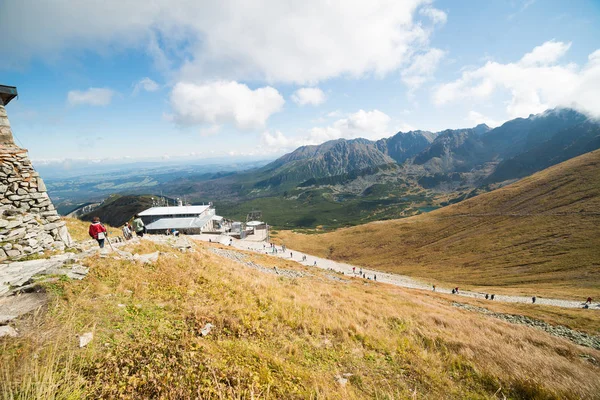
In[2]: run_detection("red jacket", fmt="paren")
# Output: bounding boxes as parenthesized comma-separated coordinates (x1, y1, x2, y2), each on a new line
(89, 222, 107, 239)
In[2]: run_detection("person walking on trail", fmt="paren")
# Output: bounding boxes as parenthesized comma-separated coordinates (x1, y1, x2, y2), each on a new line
(485, 294, 489, 300)
(122, 224, 132, 240)
(374, 275, 377, 281)
(532, 296, 536, 304)
(432, 284, 436, 292)
(353, 267, 356, 274)
(132, 214, 145, 237)
(313, 261, 317, 266)
(491, 294, 495, 300)
(89, 217, 108, 249)
(586, 297, 593, 304)
(290, 252, 293, 258)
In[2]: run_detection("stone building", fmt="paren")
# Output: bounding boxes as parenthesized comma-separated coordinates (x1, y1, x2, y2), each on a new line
(0, 85, 71, 261)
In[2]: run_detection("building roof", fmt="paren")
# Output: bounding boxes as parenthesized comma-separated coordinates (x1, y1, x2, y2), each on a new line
(146, 215, 213, 231)
(246, 221, 264, 226)
(139, 205, 210, 217)
(0, 85, 18, 106)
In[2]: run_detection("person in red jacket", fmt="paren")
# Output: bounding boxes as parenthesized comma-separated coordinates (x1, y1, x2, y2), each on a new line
(89, 216, 108, 248)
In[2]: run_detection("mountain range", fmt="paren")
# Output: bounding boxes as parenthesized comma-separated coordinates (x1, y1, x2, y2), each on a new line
(72, 108, 600, 228)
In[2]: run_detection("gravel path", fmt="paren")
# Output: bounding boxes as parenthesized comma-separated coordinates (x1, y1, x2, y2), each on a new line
(191, 234, 598, 310)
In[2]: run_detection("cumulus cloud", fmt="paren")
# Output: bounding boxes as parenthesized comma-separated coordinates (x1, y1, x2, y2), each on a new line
(291, 87, 326, 106)
(0, 0, 442, 84)
(261, 109, 393, 152)
(133, 77, 160, 94)
(419, 6, 447, 25)
(401, 48, 446, 90)
(466, 111, 503, 128)
(261, 130, 302, 150)
(307, 109, 392, 143)
(169, 81, 285, 130)
(433, 40, 600, 118)
(67, 88, 115, 106)
(520, 40, 571, 67)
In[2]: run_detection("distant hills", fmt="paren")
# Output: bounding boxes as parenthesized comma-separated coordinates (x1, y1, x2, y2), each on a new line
(277, 149, 600, 299)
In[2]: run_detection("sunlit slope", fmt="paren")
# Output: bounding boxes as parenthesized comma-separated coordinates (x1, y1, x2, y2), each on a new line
(278, 149, 600, 298)
(3, 240, 600, 398)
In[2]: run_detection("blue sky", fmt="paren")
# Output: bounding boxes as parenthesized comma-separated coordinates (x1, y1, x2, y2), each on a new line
(1, 0, 599, 163)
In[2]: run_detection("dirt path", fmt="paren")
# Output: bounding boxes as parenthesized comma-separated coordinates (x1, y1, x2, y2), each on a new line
(191, 234, 597, 310)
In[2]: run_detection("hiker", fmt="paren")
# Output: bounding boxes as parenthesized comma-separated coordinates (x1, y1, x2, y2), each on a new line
(122, 224, 132, 240)
(455, 287, 459, 294)
(491, 294, 495, 300)
(89, 217, 108, 249)
(374, 275, 377, 281)
(290, 252, 293, 258)
(452, 288, 456, 294)
(485, 294, 489, 300)
(314, 261, 317, 266)
(432, 284, 436, 292)
(353, 267, 356, 274)
(359, 268, 363, 275)
(586, 297, 593, 304)
(532, 296, 536, 304)
(132, 214, 145, 237)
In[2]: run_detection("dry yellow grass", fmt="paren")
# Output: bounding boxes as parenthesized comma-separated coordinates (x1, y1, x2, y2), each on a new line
(65, 217, 122, 242)
(276, 150, 600, 300)
(2, 240, 600, 399)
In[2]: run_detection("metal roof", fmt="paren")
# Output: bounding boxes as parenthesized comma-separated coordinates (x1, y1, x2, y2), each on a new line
(146, 215, 213, 231)
(0, 85, 18, 106)
(139, 205, 210, 217)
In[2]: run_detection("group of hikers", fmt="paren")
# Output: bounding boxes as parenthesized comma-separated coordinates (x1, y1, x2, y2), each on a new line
(351, 266, 376, 281)
(88, 214, 146, 248)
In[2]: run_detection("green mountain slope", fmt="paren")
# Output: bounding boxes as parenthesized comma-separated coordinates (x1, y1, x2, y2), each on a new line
(278, 149, 600, 299)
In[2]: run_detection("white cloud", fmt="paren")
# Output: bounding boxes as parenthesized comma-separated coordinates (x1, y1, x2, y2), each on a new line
(169, 81, 285, 130)
(133, 77, 160, 94)
(261, 109, 393, 152)
(307, 109, 392, 143)
(419, 6, 447, 25)
(0, 0, 441, 84)
(466, 111, 503, 128)
(433, 41, 600, 118)
(401, 48, 446, 90)
(520, 40, 571, 67)
(261, 130, 301, 149)
(291, 87, 326, 106)
(67, 88, 115, 106)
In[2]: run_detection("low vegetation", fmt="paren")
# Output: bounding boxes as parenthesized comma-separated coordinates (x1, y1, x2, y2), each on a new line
(65, 217, 121, 242)
(2, 238, 600, 399)
(276, 150, 600, 300)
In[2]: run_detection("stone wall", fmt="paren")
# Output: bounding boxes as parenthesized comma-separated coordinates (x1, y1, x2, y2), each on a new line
(0, 146, 71, 262)
(0, 100, 16, 146)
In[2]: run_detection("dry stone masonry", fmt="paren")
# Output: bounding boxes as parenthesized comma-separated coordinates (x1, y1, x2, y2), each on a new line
(0, 86, 72, 262)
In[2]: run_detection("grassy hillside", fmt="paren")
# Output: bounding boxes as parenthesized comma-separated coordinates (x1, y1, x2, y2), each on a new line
(2, 239, 599, 398)
(79, 194, 159, 227)
(276, 150, 600, 300)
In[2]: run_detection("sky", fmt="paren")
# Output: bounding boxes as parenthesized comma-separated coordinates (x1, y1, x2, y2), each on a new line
(1, 0, 599, 163)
